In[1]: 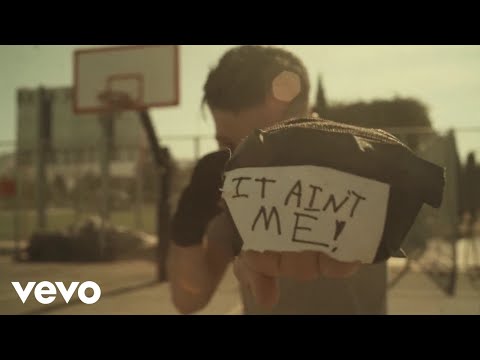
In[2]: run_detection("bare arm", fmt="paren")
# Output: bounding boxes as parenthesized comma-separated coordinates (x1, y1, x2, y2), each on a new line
(167, 213, 235, 314)
(165, 150, 233, 314)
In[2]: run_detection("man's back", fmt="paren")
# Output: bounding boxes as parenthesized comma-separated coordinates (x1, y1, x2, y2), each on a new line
(241, 263, 387, 315)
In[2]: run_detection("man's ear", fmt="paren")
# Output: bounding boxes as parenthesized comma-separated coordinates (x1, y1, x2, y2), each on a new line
(263, 93, 290, 125)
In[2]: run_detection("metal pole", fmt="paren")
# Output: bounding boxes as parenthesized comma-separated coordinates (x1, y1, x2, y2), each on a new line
(194, 136, 200, 162)
(134, 152, 143, 230)
(446, 130, 460, 296)
(36, 87, 50, 231)
(157, 149, 172, 282)
(138, 110, 171, 282)
(13, 155, 21, 261)
(98, 112, 114, 260)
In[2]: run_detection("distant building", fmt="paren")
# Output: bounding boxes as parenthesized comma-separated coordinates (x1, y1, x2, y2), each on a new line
(16, 86, 148, 180)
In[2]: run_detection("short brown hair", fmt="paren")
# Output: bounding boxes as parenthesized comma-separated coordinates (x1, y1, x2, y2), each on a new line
(203, 46, 310, 118)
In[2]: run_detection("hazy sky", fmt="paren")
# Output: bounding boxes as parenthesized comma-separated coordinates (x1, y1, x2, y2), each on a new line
(1, 45, 479, 160)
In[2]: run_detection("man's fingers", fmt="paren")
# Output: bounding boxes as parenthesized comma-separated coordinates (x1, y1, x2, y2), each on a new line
(233, 256, 250, 289)
(242, 250, 361, 280)
(246, 266, 279, 309)
(317, 252, 361, 278)
(234, 254, 279, 309)
(279, 251, 319, 281)
(236, 249, 360, 310)
(242, 250, 281, 277)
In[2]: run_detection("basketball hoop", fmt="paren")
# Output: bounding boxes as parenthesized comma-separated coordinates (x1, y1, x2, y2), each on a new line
(0, 177, 16, 198)
(72, 45, 179, 282)
(73, 45, 179, 114)
(97, 90, 137, 112)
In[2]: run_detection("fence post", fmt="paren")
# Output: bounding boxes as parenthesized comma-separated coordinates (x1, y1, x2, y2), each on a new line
(35, 87, 51, 231)
(134, 148, 143, 230)
(194, 136, 200, 162)
(98, 113, 114, 259)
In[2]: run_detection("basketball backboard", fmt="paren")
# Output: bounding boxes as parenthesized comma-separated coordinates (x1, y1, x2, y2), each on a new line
(73, 45, 179, 113)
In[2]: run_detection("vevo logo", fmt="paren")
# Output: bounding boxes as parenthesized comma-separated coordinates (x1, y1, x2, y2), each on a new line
(12, 281, 101, 305)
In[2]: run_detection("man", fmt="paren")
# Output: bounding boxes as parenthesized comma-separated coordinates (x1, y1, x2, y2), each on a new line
(167, 45, 385, 314)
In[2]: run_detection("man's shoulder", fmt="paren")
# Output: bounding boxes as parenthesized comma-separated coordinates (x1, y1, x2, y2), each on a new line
(190, 149, 231, 182)
(195, 149, 231, 167)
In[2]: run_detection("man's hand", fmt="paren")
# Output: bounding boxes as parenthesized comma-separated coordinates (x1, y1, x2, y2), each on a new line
(233, 250, 361, 309)
(206, 207, 362, 309)
(172, 149, 231, 247)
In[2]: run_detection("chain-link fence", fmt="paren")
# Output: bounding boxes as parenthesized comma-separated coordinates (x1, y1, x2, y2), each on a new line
(1, 128, 479, 294)
(0, 136, 218, 243)
(387, 127, 480, 295)
(13, 146, 143, 257)
(11, 141, 200, 260)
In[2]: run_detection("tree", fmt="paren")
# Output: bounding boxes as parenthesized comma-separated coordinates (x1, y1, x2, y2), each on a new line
(312, 75, 328, 117)
(312, 92, 434, 151)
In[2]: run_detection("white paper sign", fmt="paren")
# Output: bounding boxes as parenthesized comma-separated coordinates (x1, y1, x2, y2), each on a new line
(222, 166, 390, 264)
